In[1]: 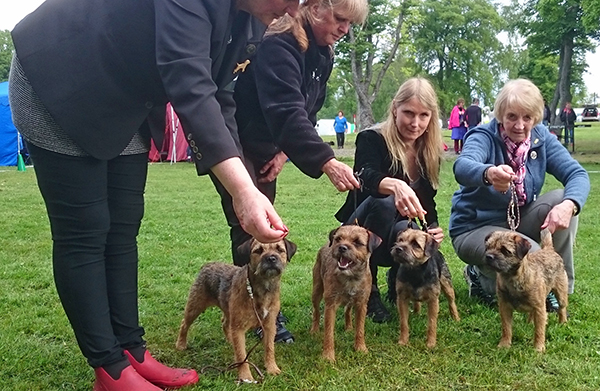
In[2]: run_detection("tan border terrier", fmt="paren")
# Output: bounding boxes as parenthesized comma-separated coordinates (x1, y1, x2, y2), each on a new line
(391, 228, 460, 348)
(175, 238, 296, 382)
(310, 225, 381, 362)
(484, 228, 568, 352)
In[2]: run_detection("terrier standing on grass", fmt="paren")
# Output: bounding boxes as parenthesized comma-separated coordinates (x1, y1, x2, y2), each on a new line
(390, 228, 460, 348)
(310, 225, 381, 362)
(176, 238, 296, 382)
(484, 228, 568, 352)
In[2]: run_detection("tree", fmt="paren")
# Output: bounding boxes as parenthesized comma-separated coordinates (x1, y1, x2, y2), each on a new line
(0, 30, 14, 82)
(333, 0, 415, 129)
(515, 0, 599, 124)
(411, 0, 504, 117)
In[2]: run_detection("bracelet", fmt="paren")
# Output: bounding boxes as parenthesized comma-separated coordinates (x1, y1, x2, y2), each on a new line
(483, 167, 491, 186)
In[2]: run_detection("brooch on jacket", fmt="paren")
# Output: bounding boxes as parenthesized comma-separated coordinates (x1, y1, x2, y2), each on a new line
(233, 60, 251, 74)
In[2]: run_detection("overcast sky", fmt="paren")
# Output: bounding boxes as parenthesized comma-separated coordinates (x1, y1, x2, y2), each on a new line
(1, 0, 599, 100)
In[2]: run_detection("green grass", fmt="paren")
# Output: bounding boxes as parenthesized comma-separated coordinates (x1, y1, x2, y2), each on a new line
(1, 124, 600, 390)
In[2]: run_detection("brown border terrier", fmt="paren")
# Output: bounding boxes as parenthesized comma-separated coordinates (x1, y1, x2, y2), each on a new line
(310, 225, 381, 362)
(484, 228, 568, 352)
(391, 228, 460, 348)
(175, 238, 296, 382)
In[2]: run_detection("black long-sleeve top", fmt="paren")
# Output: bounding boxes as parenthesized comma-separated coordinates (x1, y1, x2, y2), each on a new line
(335, 128, 438, 225)
(234, 24, 335, 178)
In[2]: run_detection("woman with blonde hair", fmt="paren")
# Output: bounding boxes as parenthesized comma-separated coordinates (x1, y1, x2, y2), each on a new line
(212, 0, 369, 342)
(450, 79, 589, 308)
(336, 77, 445, 323)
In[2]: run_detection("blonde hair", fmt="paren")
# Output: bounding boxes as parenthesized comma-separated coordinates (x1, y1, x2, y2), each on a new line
(380, 77, 443, 189)
(265, 0, 369, 52)
(494, 79, 544, 125)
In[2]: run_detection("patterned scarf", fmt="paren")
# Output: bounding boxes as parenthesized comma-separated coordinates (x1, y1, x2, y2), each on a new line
(500, 125, 530, 206)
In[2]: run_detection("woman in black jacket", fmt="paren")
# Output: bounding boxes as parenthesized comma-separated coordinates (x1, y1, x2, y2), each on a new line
(336, 77, 445, 323)
(213, 0, 368, 343)
(9, 1, 298, 390)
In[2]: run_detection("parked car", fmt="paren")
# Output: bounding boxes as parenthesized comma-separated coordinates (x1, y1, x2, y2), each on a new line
(581, 106, 599, 122)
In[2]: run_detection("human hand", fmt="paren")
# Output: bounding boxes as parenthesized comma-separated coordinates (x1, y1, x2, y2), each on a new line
(322, 158, 360, 191)
(486, 165, 516, 193)
(388, 179, 427, 221)
(427, 226, 444, 244)
(541, 200, 575, 234)
(211, 157, 288, 242)
(258, 152, 288, 183)
(232, 186, 289, 242)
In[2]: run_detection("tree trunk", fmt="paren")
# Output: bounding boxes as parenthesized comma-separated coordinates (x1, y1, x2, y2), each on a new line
(558, 37, 574, 112)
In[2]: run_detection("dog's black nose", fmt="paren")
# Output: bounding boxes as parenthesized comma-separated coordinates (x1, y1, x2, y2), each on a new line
(266, 255, 279, 263)
(339, 245, 348, 253)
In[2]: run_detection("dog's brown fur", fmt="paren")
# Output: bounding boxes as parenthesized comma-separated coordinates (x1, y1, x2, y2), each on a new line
(175, 238, 296, 382)
(391, 228, 460, 348)
(484, 228, 568, 352)
(310, 225, 381, 362)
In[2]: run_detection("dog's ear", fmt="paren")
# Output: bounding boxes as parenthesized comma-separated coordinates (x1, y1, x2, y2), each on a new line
(484, 232, 494, 243)
(424, 234, 439, 258)
(236, 238, 255, 264)
(367, 230, 382, 253)
(514, 235, 531, 259)
(284, 238, 297, 261)
(328, 227, 340, 247)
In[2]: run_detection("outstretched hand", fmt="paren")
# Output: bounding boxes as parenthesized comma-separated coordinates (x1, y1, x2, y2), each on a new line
(486, 164, 516, 193)
(322, 158, 360, 192)
(211, 157, 288, 243)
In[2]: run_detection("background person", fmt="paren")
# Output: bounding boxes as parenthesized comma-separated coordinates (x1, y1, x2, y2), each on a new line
(560, 101, 577, 148)
(8, 0, 298, 389)
(335, 77, 445, 323)
(449, 98, 467, 154)
(449, 79, 589, 308)
(466, 98, 482, 130)
(212, 0, 368, 342)
(334, 110, 349, 148)
(543, 99, 551, 127)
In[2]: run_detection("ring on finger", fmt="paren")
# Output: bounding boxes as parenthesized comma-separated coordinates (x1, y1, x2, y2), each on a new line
(403, 206, 409, 211)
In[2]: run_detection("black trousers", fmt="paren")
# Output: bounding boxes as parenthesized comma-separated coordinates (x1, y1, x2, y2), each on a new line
(346, 195, 416, 290)
(210, 155, 276, 266)
(28, 143, 147, 368)
(336, 132, 345, 148)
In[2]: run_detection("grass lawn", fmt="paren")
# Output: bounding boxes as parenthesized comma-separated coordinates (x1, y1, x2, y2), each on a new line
(1, 122, 600, 390)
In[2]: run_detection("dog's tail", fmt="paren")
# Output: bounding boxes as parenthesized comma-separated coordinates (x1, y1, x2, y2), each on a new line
(540, 227, 554, 250)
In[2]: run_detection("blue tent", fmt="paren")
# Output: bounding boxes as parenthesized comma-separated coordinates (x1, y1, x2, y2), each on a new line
(0, 81, 19, 166)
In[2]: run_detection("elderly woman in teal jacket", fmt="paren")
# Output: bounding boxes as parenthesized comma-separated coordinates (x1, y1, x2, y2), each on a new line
(449, 79, 589, 308)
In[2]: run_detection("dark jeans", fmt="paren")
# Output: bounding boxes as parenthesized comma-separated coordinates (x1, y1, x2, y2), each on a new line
(564, 126, 574, 145)
(28, 143, 148, 368)
(210, 156, 276, 266)
(346, 196, 417, 290)
(336, 132, 345, 148)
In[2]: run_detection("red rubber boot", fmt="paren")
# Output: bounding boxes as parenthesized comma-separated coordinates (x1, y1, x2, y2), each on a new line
(124, 350, 199, 389)
(93, 366, 161, 391)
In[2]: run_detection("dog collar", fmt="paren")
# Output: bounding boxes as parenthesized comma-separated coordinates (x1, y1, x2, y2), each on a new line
(246, 277, 254, 300)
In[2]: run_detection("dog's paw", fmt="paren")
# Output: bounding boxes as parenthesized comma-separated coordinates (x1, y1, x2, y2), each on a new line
(354, 343, 368, 353)
(266, 364, 281, 375)
(497, 340, 511, 349)
(426, 339, 437, 349)
(534, 344, 546, 353)
(175, 340, 187, 351)
(322, 351, 336, 362)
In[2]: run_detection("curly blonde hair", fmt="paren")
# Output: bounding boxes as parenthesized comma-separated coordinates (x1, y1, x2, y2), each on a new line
(380, 77, 443, 189)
